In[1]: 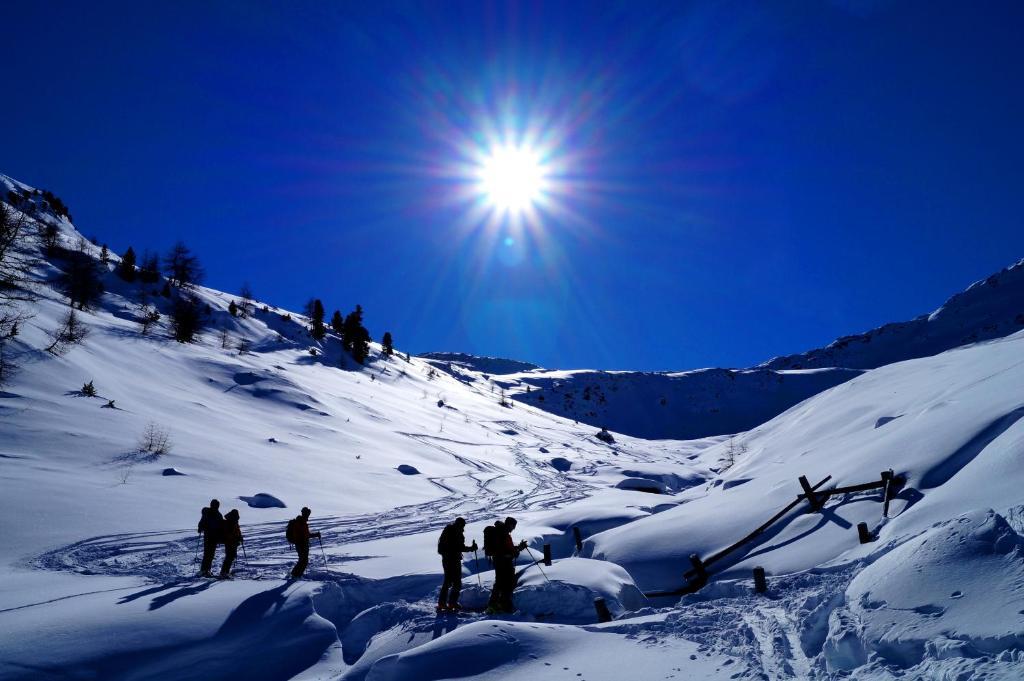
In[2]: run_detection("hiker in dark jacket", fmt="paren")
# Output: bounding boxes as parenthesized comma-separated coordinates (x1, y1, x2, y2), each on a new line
(219, 509, 243, 578)
(197, 499, 224, 577)
(436, 517, 477, 612)
(487, 516, 528, 613)
(289, 507, 321, 578)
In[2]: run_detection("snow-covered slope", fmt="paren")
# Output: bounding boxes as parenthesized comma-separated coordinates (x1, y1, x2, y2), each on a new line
(428, 259, 1024, 441)
(2, 173, 1023, 681)
(761, 259, 1024, 371)
(418, 351, 541, 375)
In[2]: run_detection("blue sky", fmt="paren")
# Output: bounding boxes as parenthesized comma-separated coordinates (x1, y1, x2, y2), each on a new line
(3, 1, 1022, 370)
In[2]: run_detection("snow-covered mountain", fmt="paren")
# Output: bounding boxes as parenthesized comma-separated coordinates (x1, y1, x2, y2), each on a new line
(426, 261, 1024, 440)
(2, 173, 1023, 681)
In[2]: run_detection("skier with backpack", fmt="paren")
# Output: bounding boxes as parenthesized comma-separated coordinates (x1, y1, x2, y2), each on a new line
(286, 506, 321, 579)
(487, 516, 528, 614)
(219, 509, 243, 579)
(436, 517, 477, 613)
(197, 499, 224, 577)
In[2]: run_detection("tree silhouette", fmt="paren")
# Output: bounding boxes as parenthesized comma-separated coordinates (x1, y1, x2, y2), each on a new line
(163, 241, 203, 288)
(116, 246, 137, 281)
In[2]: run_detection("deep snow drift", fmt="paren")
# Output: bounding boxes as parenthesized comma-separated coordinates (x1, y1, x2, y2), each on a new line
(1, 173, 1023, 681)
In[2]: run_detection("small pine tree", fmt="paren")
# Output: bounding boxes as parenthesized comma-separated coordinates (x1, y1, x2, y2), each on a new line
(117, 246, 137, 281)
(139, 251, 160, 284)
(100, 245, 110, 265)
(239, 282, 254, 317)
(138, 305, 160, 335)
(45, 310, 90, 355)
(163, 241, 203, 288)
(39, 223, 59, 254)
(382, 331, 394, 357)
(170, 296, 202, 343)
(330, 310, 344, 335)
(342, 305, 370, 362)
(58, 248, 104, 310)
(310, 299, 326, 341)
(228, 300, 238, 317)
(81, 380, 97, 396)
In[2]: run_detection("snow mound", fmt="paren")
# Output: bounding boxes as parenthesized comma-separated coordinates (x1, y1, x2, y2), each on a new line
(825, 509, 1024, 673)
(238, 493, 286, 508)
(614, 477, 667, 494)
(462, 558, 646, 623)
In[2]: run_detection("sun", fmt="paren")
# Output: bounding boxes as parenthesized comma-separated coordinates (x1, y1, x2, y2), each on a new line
(476, 144, 549, 214)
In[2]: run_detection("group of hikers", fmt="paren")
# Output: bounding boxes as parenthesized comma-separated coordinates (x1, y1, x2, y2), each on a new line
(437, 515, 529, 614)
(197, 500, 321, 579)
(197, 501, 532, 615)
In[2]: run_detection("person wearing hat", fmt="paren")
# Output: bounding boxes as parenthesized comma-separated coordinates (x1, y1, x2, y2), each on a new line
(436, 516, 477, 612)
(289, 507, 321, 579)
(219, 509, 243, 578)
(487, 516, 528, 613)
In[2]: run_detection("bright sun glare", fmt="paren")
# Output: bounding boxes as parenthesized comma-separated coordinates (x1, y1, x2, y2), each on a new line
(476, 145, 549, 214)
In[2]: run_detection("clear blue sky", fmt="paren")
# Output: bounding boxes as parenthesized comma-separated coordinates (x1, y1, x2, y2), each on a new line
(3, 1, 1022, 371)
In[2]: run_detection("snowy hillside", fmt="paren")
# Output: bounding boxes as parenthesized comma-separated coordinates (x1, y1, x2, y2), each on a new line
(429, 260, 1024, 440)
(418, 352, 541, 376)
(1, 174, 1023, 681)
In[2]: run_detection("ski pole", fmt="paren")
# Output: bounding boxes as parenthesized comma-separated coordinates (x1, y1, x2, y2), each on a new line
(241, 542, 249, 567)
(317, 535, 329, 567)
(523, 547, 550, 583)
(193, 533, 201, 576)
(474, 549, 482, 587)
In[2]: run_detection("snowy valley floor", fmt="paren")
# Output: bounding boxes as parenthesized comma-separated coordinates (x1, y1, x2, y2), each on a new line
(2, 194, 1024, 680)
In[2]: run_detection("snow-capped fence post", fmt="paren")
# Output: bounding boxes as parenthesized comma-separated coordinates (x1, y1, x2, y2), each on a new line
(542, 544, 552, 566)
(573, 526, 583, 553)
(881, 469, 895, 517)
(753, 566, 767, 594)
(799, 475, 825, 511)
(857, 522, 873, 544)
(688, 553, 708, 585)
(594, 597, 612, 623)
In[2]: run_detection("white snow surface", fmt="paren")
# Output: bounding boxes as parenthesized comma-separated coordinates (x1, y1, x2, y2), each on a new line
(1, 175, 1023, 680)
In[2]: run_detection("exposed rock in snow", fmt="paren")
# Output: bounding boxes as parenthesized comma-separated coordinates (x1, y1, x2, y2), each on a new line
(239, 493, 287, 508)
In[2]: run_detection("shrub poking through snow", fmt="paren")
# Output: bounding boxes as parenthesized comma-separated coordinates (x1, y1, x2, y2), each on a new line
(81, 381, 96, 397)
(46, 309, 90, 355)
(138, 422, 172, 457)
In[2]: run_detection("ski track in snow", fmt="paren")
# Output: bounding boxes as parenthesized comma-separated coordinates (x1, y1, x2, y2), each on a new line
(33, 421, 607, 583)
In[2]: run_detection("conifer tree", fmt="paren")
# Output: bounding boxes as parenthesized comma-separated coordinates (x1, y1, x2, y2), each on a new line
(310, 299, 326, 340)
(139, 251, 160, 284)
(382, 331, 394, 357)
(170, 295, 202, 342)
(117, 246, 137, 281)
(163, 241, 203, 288)
(330, 310, 344, 335)
(59, 248, 104, 310)
(228, 300, 238, 317)
(343, 305, 371, 363)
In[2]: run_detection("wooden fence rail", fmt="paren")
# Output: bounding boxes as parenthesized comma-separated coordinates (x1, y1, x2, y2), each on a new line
(644, 469, 904, 598)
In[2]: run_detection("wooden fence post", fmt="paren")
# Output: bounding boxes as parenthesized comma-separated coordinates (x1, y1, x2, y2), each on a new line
(543, 544, 552, 566)
(753, 566, 767, 594)
(799, 475, 825, 511)
(573, 526, 583, 553)
(594, 597, 612, 623)
(857, 522, 873, 544)
(881, 469, 895, 517)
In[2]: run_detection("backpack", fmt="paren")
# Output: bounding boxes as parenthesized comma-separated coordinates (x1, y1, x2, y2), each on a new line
(286, 517, 299, 544)
(483, 521, 503, 557)
(437, 524, 453, 555)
